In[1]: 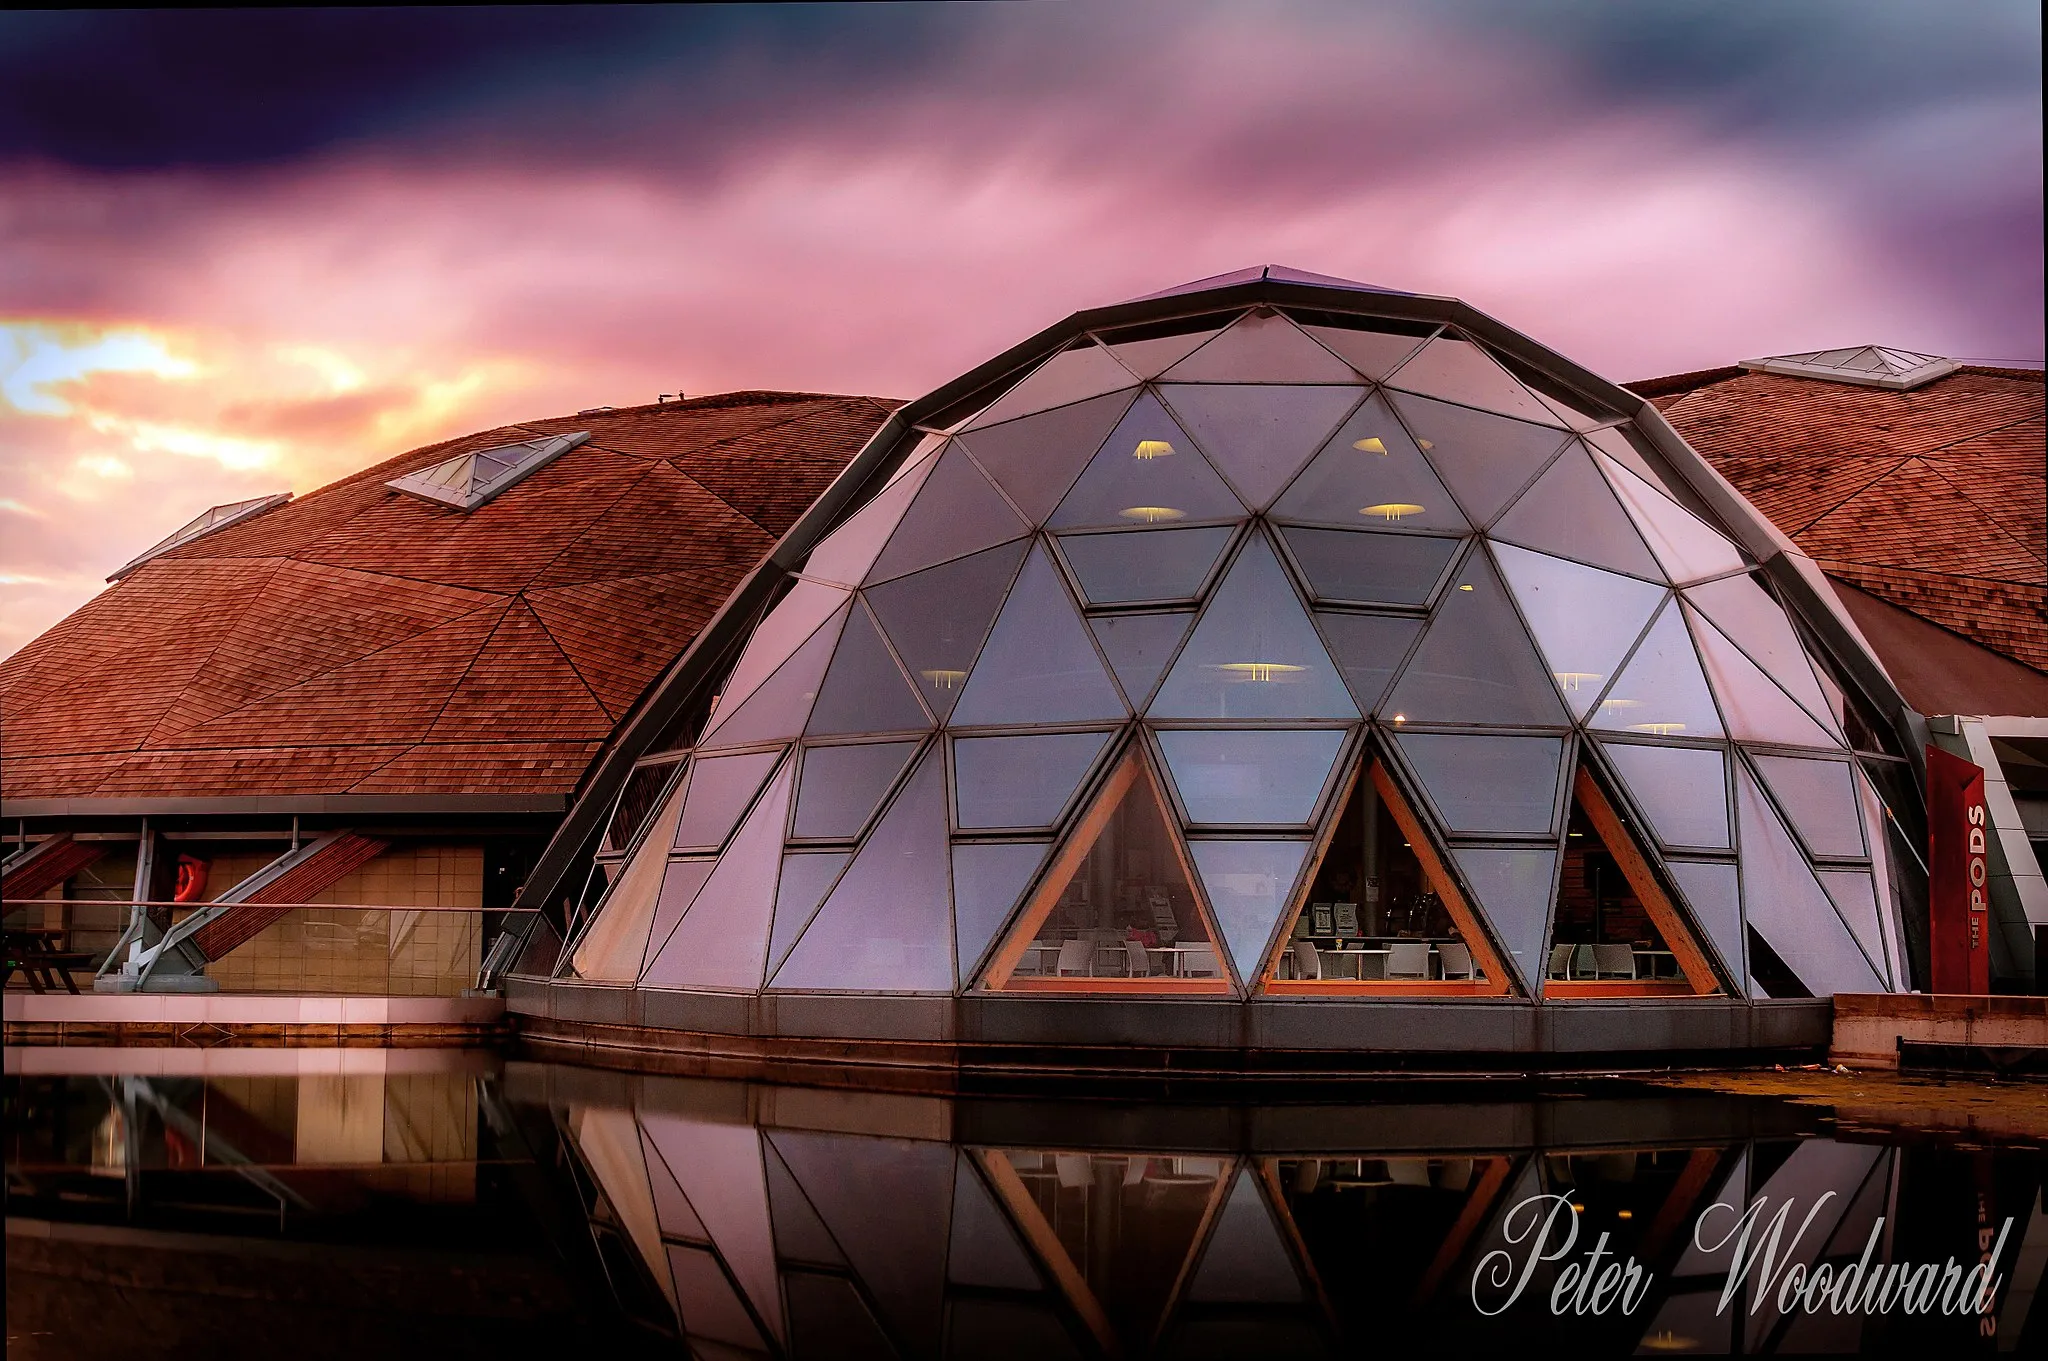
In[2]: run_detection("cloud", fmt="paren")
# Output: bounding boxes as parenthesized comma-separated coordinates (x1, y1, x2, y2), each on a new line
(0, 3, 2038, 657)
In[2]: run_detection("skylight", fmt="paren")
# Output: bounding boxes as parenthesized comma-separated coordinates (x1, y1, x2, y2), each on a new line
(1739, 346, 1959, 392)
(108, 492, 291, 580)
(385, 432, 591, 511)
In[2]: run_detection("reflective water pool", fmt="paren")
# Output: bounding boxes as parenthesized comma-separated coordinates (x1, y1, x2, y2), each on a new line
(6, 1053, 2043, 1357)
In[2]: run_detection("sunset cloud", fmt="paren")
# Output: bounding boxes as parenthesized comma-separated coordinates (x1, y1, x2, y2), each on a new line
(1, 3, 2038, 657)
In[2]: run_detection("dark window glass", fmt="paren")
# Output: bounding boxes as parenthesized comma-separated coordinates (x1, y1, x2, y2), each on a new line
(867, 539, 1029, 722)
(1312, 611, 1423, 714)
(1491, 443, 1661, 580)
(1159, 384, 1362, 509)
(1282, 527, 1460, 607)
(1158, 728, 1346, 826)
(1395, 732, 1564, 837)
(805, 602, 930, 737)
(793, 740, 920, 840)
(1050, 391, 1245, 530)
(950, 546, 1126, 727)
(1057, 526, 1234, 605)
(864, 445, 1028, 584)
(954, 730, 1112, 830)
(955, 389, 1137, 524)
(1269, 392, 1465, 534)
(952, 841, 1049, 981)
(1089, 611, 1195, 708)
(1387, 392, 1572, 527)
(1380, 551, 1567, 727)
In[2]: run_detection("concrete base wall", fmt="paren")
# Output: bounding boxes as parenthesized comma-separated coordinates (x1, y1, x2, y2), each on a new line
(505, 978, 1832, 1075)
(1830, 992, 2048, 1068)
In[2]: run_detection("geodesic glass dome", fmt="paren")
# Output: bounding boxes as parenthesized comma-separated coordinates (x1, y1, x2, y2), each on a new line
(558, 269, 1906, 1005)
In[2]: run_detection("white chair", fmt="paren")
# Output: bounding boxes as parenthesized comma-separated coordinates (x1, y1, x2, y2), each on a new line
(1292, 941, 1323, 981)
(1055, 939, 1094, 977)
(1124, 939, 1153, 977)
(1179, 945, 1219, 978)
(1438, 942, 1474, 981)
(1056, 1154, 1091, 1188)
(1548, 944, 1575, 979)
(1386, 942, 1431, 979)
(1593, 943, 1638, 980)
(1573, 944, 1599, 980)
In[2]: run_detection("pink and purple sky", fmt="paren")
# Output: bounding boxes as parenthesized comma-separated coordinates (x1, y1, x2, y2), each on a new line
(2, 3, 2041, 657)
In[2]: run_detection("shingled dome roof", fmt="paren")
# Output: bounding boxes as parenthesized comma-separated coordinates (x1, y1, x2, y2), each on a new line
(1, 392, 895, 808)
(556, 270, 1910, 1005)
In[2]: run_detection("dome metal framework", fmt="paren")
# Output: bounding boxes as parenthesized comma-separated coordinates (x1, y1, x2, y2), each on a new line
(539, 270, 1914, 1014)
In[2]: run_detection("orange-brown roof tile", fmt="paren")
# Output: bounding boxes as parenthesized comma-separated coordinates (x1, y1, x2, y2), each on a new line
(1639, 367, 2046, 675)
(1, 392, 893, 802)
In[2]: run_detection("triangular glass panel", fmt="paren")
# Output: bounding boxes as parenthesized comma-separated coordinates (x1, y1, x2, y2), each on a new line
(567, 778, 689, 982)
(641, 858, 716, 980)
(786, 1275, 899, 1360)
(766, 1139, 845, 1267)
(1591, 598, 1726, 740)
(763, 851, 849, 983)
(985, 752, 1226, 991)
(1151, 534, 1358, 721)
(1817, 869, 1891, 986)
(793, 739, 921, 840)
(640, 1124, 708, 1242)
(950, 545, 1126, 727)
(1494, 544, 1665, 719)
(1381, 551, 1567, 727)
(770, 1129, 955, 1361)
(1048, 391, 1246, 530)
(966, 342, 1139, 430)
(1312, 611, 1423, 714)
(1595, 451, 1749, 584)
(668, 1245, 767, 1351)
(1186, 1168, 1303, 1303)
(954, 730, 1112, 830)
(1453, 847, 1557, 995)
(709, 582, 851, 731)
(1160, 384, 1363, 509)
(1102, 320, 1230, 380)
(1395, 732, 1565, 837)
(1584, 424, 1670, 491)
(771, 751, 955, 991)
(1159, 729, 1346, 826)
(696, 606, 846, 751)
(1056, 525, 1234, 605)
(1687, 607, 1840, 749)
(1666, 860, 1746, 987)
(1384, 335, 1565, 427)
(1298, 322, 1432, 382)
(864, 445, 1029, 584)
(802, 449, 938, 586)
(804, 601, 930, 738)
(1598, 741, 1731, 850)
(1683, 574, 1843, 739)
(569, 1109, 673, 1307)
(949, 1157, 1040, 1290)
(1159, 309, 1359, 384)
(953, 841, 1050, 982)
(1491, 442, 1663, 580)
(956, 388, 1138, 525)
(1752, 754, 1866, 859)
(1734, 765, 1884, 995)
(1269, 391, 1466, 533)
(1282, 527, 1460, 607)
(639, 1114, 783, 1346)
(645, 757, 796, 989)
(1188, 839, 1313, 987)
(867, 538, 1028, 722)
(798, 601, 929, 736)
(675, 749, 784, 852)
(1390, 392, 1574, 528)
(1089, 610, 1194, 708)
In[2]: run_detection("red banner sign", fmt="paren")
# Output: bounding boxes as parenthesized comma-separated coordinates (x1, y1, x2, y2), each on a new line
(1927, 745, 1990, 995)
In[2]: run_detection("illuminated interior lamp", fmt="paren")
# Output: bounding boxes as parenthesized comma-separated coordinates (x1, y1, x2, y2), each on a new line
(1212, 662, 1306, 683)
(1352, 436, 1388, 454)
(1599, 697, 1642, 712)
(1456, 583, 1474, 592)
(1132, 439, 1174, 460)
(920, 669, 968, 689)
(1629, 721, 1686, 736)
(1120, 506, 1186, 523)
(1391, 713, 1406, 723)
(1416, 438, 1434, 450)
(1361, 502, 1425, 522)
(1553, 671, 1602, 693)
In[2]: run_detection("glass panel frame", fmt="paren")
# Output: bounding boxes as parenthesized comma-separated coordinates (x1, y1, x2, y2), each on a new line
(1053, 524, 1237, 607)
(1153, 727, 1351, 829)
(952, 729, 1117, 832)
(1278, 526, 1462, 609)
(791, 738, 924, 843)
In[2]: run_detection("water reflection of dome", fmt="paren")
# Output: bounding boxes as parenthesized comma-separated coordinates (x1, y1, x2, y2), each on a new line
(512, 266, 1918, 1071)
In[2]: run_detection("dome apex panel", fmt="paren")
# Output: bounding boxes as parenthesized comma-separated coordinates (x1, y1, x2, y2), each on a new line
(963, 341, 1137, 431)
(1158, 309, 1359, 384)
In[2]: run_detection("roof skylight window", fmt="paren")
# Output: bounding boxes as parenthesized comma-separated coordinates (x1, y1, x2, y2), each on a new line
(385, 432, 590, 510)
(108, 492, 291, 580)
(1739, 346, 1958, 391)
